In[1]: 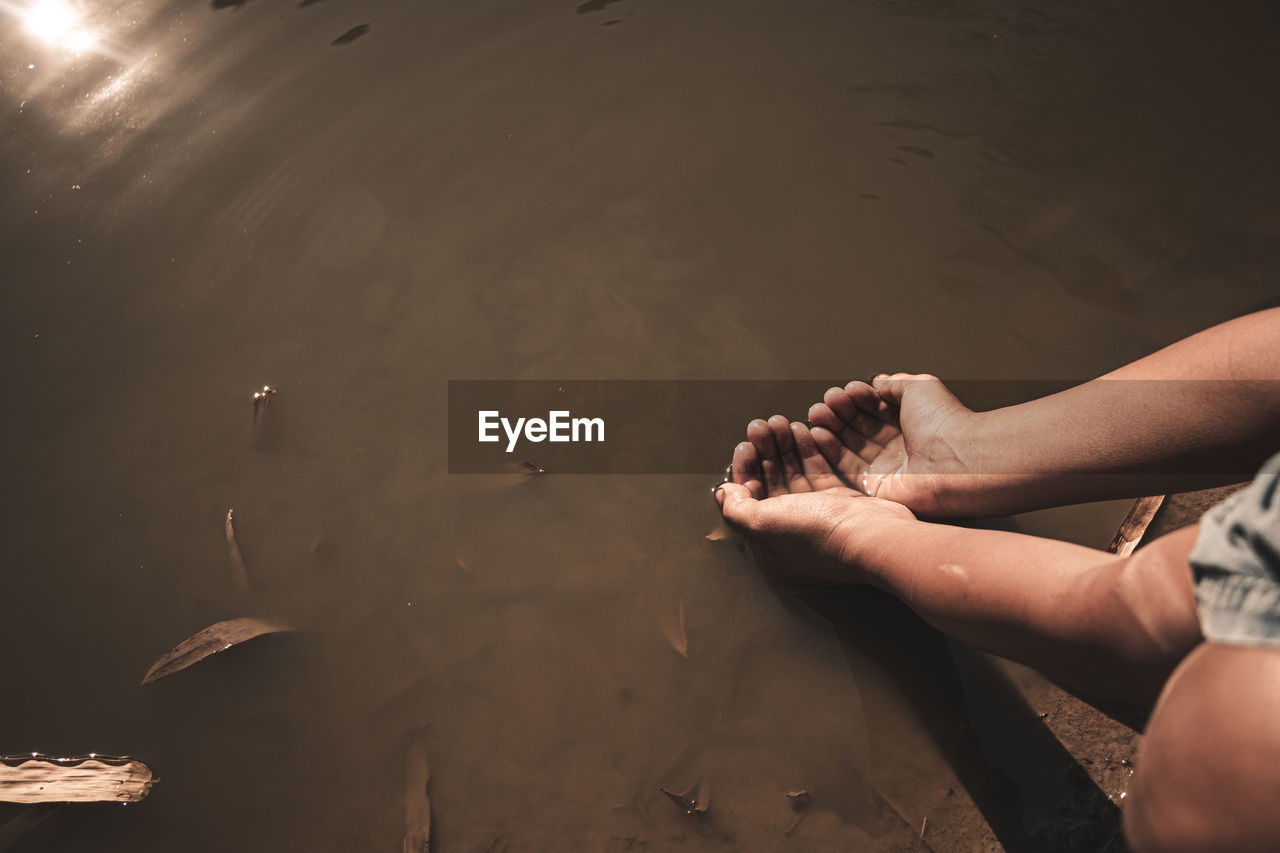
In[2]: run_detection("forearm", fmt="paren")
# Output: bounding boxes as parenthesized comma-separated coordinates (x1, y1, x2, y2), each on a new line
(958, 308, 1280, 513)
(853, 519, 1203, 702)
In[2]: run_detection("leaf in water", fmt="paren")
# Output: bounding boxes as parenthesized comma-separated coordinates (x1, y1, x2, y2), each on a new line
(142, 618, 292, 684)
(225, 508, 249, 592)
(0, 755, 154, 804)
(402, 730, 431, 853)
(659, 600, 688, 658)
(785, 790, 811, 837)
(659, 778, 710, 815)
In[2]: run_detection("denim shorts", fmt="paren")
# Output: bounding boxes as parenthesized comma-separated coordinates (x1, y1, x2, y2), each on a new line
(1189, 451, 1280, 648)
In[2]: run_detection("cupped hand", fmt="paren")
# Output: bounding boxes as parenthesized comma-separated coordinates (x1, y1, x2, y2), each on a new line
(716, 416, 915, 584)
(806, 374, 979, 517)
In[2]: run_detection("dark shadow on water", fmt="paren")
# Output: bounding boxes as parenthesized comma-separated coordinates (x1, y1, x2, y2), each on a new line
(211, 0, 252, 9)
(800, 587, 1126, 853)
(331, 24, 371, 46)
(577, 0, 628, 14)
(0, 806, 57, 850)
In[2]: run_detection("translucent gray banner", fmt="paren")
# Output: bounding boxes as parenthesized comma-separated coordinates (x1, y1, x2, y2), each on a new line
(448, 379, 1280, 477)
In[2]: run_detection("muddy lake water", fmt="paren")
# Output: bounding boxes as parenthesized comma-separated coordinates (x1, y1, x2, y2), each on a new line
(2, 0, 1279, 850)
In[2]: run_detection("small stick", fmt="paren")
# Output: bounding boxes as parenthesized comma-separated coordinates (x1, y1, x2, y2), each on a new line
(664, 599, 689, 658)
(251, 386, 276, 448)
(251, 386, 276, 424)
(225, 508, 249, 593)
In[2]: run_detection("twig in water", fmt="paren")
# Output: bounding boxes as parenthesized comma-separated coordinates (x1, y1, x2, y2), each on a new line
(225, 508, 249, 592)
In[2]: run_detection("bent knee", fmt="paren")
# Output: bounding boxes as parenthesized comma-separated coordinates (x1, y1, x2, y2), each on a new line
(1125, 643, 1280, 853)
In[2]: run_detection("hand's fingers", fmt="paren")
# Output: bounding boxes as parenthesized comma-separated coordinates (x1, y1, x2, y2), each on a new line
(769, 415, 812, 493)
(791, 423, 844, 490)
(747, 418, 787, 496)
(807, 401, 845, 435)
(811, 425, 871, 492)
(731, 441, 765, 500)
(808, 402, 881, 466)
(715, 481, 764, 532)
(823, 388, 888, 445)
(822, 385, 863, 427)
(845, 380, 901, 429)
(825, 385, 899, 446)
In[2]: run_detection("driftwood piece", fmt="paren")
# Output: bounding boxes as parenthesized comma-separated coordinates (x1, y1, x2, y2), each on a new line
(403, 731, 431, 853)
(1107, 495, 1166, 557)
(142, 618, 292, 684)
(0, 756, 154, 804)
(225, 508, 249, 592)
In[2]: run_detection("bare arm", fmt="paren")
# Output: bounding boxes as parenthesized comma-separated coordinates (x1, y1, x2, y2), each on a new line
(719, 420, 1205, 703)
(853, 516, 1203, 702)
(821, 308, 1280, 516)
(962, 307, 1280, 511)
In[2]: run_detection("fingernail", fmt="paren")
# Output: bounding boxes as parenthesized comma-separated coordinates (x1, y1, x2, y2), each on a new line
(714, 487, 725, 507)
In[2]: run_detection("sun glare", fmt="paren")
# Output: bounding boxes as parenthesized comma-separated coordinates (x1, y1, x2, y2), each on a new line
(22, 0, 98, 53)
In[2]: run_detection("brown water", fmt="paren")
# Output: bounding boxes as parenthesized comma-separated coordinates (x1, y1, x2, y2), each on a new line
(1, 0, 1278, 850)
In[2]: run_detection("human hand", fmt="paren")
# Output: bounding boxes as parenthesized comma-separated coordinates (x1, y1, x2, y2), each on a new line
(716, 417, 915, 584)
(806, 374, 980, 517)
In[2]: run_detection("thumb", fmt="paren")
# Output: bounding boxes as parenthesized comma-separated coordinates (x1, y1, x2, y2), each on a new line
(716, 482, 763, 532)
(873, 372, 964, 416)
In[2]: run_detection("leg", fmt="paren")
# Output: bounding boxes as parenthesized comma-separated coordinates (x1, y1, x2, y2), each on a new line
(1125, 642, 1280, 852)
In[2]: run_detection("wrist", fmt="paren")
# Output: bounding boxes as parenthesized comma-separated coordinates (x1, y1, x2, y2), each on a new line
(931, 409, 1018, 516)
(836, 513, 924, 582)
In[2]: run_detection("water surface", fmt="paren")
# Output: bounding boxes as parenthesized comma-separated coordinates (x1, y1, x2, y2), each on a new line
(2, 0, 1278, 849)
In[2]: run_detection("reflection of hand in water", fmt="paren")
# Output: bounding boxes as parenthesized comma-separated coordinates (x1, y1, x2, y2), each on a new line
(715, 415, 914, 585)
(807, 374, 980, 517)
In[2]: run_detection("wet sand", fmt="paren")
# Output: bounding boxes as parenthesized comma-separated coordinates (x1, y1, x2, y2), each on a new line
(1, 0, 1278, 849)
